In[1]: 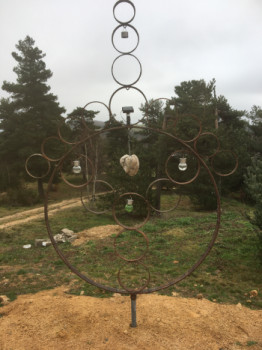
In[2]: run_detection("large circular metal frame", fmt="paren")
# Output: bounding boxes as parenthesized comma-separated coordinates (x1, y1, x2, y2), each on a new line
(165, 149, 201, 185)
(211, 150, 239, 177)
(146, 178, 181, 213)
(112, 192, 151, 230)
(26, 0, 233, 298)
(112, 24, 140, 54)
(194, 132, 220, 159)
(80, 180, 115, 215)
(25, 153, 51, 179)
(44, 125, 221, 295)
(113, 0, 136, 24)
(114, 228, 149, 262)
(111, 53, 142, 87)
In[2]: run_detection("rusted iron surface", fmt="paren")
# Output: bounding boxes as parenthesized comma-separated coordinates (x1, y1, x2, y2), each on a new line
(26, 124, 226, 295)
(145, 178, 181, 213)
(25, 153, 50, 179)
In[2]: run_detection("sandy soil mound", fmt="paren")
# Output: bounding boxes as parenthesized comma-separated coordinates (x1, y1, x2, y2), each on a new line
(0, 287, 261, 350)
(72, 225, 122, 246)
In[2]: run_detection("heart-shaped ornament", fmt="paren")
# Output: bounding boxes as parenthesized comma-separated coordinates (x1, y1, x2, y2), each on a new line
(120, 154, 139, 176)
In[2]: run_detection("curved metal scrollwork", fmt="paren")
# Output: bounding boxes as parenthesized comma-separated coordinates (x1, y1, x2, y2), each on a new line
(25, 0, 238, 299)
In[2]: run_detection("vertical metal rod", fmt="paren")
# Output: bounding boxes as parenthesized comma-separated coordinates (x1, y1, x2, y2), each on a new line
(127, 114, 131, 155)
(128, 132, 131, 155)
(130, 294, 137, 327)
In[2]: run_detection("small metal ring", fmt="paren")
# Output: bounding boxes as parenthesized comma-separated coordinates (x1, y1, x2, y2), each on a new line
(112, 24, 139, 54)
(144, 98, 175, 126)
(114, 228, 149, 262)
(44, 124, 221, 295)
(109, 86, 148, 124)
(148, 97, 174, 107)
(82, 101, 112, 128)
(41, 136, 67, 162)
(173, 114, 202, 143)
(57, 116, 88, 146)
(117, 262, 150, 293)
(60, 155, 94, 189)
(210, 150, 238, 177)
(165, 149, 201, 185)
(113, 0, 136, 24)
(25, 153, 51, 179)
(146, 178, 181, 213)
(194, 132, 220, 158)
(112, 192, 150, 230)
(111, 53, 142, 87)
(81, 180, 115, 214)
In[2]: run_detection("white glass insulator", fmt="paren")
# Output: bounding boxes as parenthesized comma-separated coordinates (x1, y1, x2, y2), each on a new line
(178, 158, 187, 171)
(72, 160, 81, 174)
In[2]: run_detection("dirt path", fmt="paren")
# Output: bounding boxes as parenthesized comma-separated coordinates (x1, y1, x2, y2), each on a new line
(0, 286, 261, 350)
(0, 198, 82, 230)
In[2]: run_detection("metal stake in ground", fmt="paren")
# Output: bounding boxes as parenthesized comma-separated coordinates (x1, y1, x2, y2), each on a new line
(130, 294, 137, 327)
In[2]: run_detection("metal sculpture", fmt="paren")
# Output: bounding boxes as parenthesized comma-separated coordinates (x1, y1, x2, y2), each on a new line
(25, 0, 238, 327)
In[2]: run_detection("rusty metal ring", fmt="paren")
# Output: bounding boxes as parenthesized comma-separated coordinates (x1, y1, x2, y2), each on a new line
(113, 0, 136, 25)
(25, 153, 51, 179)
(144, 97, 175, 127)
(111, 53, 142, 87)
(165, 149, 201, 185)
(80, 180, 115, 214)
(114, 228, 149, 262)
(57, 115, 90, 145)
(146, 178, 181, 213)
(109, 86, 147, 124)
(173, 114, 202, 143)
(117, 262, 150, 293)
(112, 24, 139, 54)
(82, 101, 112, 129)
(60, 155, 94, 189)
(148, 97, 175, 108)
(57, 116, 85, 146)
(112, 192, 150, 230)
(41, 136, 67, 162)
(194, 132, 220, 158)
(210, 150, 238, 177)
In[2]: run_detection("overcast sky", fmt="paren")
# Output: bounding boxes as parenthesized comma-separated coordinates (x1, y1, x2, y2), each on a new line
(0, 0, 261, 122)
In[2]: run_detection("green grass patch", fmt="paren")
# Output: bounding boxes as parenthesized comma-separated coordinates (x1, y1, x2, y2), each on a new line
(0, 195, 261, 309)
(246, 340, 258, 346)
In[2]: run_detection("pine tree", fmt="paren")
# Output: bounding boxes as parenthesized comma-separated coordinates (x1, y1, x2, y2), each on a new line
(174, 79, 216, 131)
(171, 79, 248, 209)
(244, 157, 262, 262)
(248, 105, 262, 155)
(0, 36, 65, 198)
